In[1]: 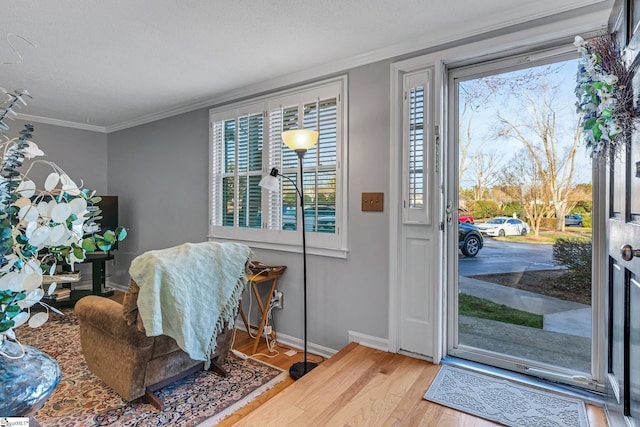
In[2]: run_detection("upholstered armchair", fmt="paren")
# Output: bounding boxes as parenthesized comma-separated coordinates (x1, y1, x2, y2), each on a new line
(75, 240, 252, 409)
(75, 279, 234, 408)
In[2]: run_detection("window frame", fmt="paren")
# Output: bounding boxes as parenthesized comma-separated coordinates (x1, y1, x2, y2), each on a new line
(208, 76, 348, 258)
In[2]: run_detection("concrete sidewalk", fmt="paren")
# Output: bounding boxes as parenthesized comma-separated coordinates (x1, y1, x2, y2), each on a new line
(459, 276, 592, 338)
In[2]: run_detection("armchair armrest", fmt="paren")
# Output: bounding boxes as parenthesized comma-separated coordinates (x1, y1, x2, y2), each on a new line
(75, 295, 152, 347)
(76, 295, 157, 401)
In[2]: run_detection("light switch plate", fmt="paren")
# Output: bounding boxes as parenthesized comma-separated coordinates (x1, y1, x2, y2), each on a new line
(362, 192, 384, 212)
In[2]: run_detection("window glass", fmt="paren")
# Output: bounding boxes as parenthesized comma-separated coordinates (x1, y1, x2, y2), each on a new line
(209, 78, 346, 251)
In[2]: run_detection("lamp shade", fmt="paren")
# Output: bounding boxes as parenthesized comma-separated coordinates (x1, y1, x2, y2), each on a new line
(282, 129, 318, 152)
(259, 167, 280, 192)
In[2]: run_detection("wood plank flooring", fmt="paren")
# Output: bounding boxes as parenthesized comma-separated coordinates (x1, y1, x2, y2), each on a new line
(107, 292, 607, 426)
(222, 332, 609, 426)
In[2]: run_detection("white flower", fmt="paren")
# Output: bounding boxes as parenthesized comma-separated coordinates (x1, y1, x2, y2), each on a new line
(574, 35, 585, 48)
(597, 90, 616, 111)
(598, 124, 611, 142)
(603, 74, 618, 85)
(608, 121, 622, 136)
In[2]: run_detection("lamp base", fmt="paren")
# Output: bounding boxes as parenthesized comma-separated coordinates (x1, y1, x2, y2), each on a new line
(289, 361, 318, 380)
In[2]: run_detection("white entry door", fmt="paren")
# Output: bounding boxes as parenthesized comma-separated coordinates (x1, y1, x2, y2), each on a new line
(390, 64, 443, 361)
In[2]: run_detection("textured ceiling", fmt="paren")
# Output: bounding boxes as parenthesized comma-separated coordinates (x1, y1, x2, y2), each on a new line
(0, 0, 613, 131)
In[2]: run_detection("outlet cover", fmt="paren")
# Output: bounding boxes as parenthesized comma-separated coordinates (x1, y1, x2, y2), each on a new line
(362, 192, 384, 212)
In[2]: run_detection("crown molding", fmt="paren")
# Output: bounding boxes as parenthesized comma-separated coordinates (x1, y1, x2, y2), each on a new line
(15, 113, 107, 133)
(1, 0, 593, 134)
(106, 0, 611, 133)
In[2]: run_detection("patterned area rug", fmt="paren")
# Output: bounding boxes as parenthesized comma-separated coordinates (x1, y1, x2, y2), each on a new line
(424, 365, 589, 427)
(16, 309, 286, 426)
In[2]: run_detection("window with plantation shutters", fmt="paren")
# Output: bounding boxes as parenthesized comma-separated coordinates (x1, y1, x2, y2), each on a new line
(209, 77, 347, 255)
(210, 111, 263, 229)
(403, 70, 432, 224)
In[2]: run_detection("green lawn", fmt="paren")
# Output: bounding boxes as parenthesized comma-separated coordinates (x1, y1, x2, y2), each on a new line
(494, 231, 591, 245)
(458, 293, 543, 329)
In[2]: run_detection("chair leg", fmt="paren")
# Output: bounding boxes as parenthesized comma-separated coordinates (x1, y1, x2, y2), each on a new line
(143, 388, 164, 411)
(208, 360, 228, 377)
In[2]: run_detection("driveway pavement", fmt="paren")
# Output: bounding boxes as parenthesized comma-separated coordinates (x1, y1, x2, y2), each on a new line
(459, 238, 561, 276)
(456, 238, 592, 374)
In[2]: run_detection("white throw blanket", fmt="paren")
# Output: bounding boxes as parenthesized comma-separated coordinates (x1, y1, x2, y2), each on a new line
(129, 241, 252, 368)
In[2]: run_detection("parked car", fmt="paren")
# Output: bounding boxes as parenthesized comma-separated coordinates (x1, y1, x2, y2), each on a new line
(459, 221, 483, 257)
(476, 216, 529, 237)
(283, 205, 336, 233)
(564, 214, 583, 227)
(458, 208, 474, 223)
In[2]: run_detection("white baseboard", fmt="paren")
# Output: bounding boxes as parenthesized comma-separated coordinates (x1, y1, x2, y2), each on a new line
(234, 323, 337, 359)
(348, 330, 389, 352)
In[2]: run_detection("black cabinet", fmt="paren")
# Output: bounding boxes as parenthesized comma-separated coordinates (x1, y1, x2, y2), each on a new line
(43, 253, 115, 306)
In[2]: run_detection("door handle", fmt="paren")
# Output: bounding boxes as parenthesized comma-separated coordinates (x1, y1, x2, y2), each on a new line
(620, 244, 640, 261)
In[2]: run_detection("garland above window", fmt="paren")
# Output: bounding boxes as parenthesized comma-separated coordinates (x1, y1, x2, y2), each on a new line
(574, 34, 638, 161)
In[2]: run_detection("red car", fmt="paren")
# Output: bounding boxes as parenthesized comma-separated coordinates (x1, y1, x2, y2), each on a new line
(458, 208, 474, 224)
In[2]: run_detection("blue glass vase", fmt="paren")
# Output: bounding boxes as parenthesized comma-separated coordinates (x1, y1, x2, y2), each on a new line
(0, 338, 61, 417)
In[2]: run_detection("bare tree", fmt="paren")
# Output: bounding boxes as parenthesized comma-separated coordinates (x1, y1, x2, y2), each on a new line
(497, 84, 580, 231)
(500, 150, 551, 236)
(458, 80, 497, 187)
(459, 68, 557, 192)
(469, 151, 504, 200)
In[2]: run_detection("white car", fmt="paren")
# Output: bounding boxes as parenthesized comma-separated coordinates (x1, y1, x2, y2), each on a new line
(476, 217, 529, 237)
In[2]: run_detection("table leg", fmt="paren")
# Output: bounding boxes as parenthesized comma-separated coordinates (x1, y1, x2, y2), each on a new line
(250, 276, 280, 355)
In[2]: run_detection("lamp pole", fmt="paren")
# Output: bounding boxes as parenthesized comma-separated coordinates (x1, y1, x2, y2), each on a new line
(289, 150, 316, 379)
(260, 129, 319, 380)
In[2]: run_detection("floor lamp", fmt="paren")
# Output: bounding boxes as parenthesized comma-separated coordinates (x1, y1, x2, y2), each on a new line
(259, 129, 318, 380)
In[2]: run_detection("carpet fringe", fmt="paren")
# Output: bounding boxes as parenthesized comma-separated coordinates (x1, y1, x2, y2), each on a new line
(197, 370, 288, 426)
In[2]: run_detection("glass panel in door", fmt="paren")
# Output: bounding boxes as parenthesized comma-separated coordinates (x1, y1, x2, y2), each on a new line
(453, 57, 594, 385)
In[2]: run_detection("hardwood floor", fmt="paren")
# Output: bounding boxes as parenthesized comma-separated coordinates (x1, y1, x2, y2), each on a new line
(222, 331, 609, 426)
(107, 292, 607, 425)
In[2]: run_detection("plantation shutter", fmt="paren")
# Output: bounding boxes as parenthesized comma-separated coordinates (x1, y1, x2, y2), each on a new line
(303, 98, 338, 234)
(403, 70, 431, 224)
(237, 113, 263, 229)
(267, 97, 338, 234)
(211, 121, 225, 227)
(267, 105, 300, 231)
(211, 111, 263, 229)
(267, 108, 284, 230)
(210, 76, 346, 253)
(223, 119, 237, 227)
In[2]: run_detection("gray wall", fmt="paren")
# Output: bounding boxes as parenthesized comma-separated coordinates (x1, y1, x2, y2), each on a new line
(10, 119, 108, 195)
(106, 59, 392, 351)
(107, 109, 211, 286)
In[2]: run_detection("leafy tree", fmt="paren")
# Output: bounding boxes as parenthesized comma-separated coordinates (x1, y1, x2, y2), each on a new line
(472, 200, 500, 220)
(502, 201, 523, 218)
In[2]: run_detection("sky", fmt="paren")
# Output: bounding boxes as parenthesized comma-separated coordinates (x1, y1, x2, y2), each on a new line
(459, 58, 592, 189)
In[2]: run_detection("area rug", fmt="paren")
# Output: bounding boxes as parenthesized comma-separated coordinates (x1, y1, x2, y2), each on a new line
(424, 365, 589, 427)
(16, 309, 286, 426)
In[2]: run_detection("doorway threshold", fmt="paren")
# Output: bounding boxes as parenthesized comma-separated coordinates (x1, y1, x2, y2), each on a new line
(441, 356, 605, 407)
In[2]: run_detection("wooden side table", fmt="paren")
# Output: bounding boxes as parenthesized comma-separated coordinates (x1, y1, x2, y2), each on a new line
(239, 266, 286, 355)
